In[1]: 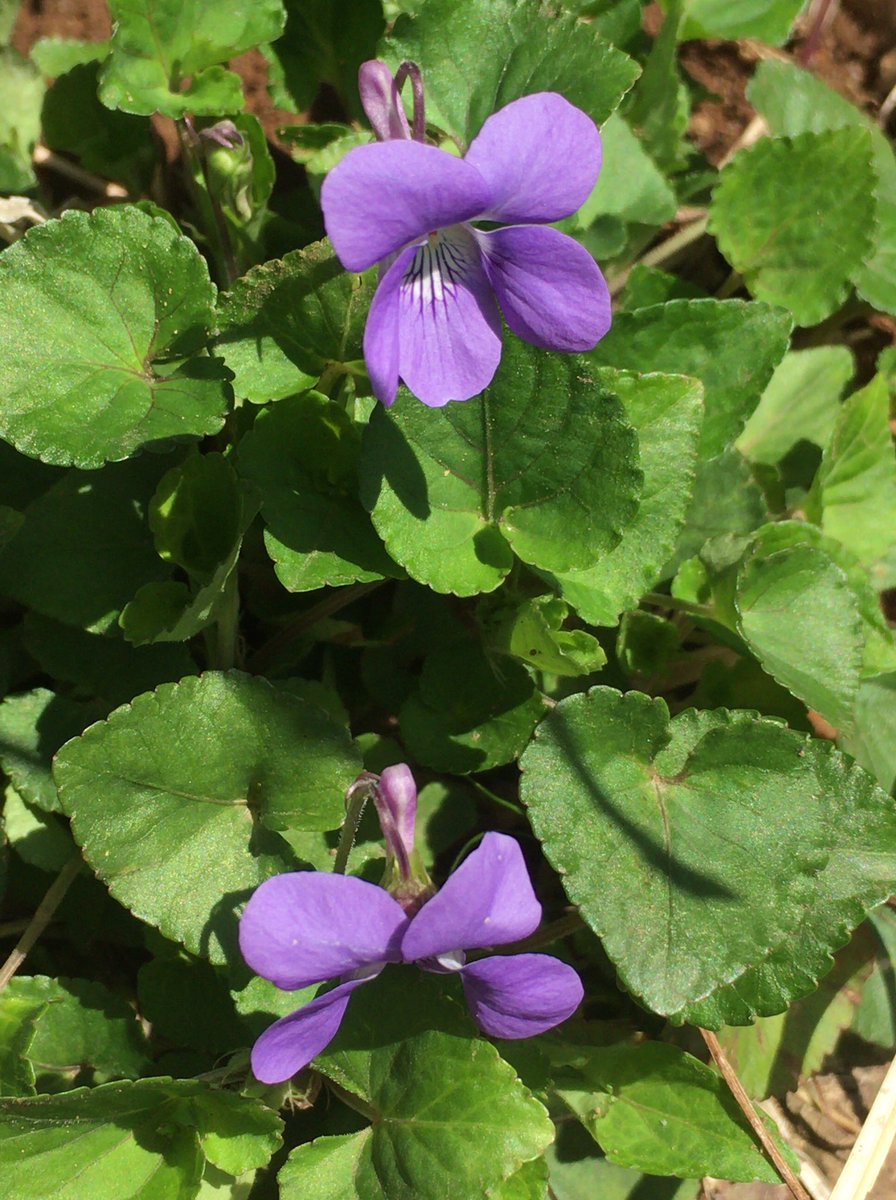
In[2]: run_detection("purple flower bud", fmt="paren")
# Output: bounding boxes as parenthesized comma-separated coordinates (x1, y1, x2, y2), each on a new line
(374, 763, 417, 880)
(358, 60, 412, 142)
(199, 119, 245, 149)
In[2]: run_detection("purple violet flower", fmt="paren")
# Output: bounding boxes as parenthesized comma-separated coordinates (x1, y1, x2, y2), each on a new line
(320, 62, 612, 408)
(240, 822, 584, 1084)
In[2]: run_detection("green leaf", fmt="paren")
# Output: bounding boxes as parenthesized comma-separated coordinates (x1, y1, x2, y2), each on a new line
(737, 346, 855, 465)
(264, 0, 384, 118)
(734, 527, 863, 733)
(138, 958, 245, 1056)
(30, 37, 110, 75)
(217, 241, 376, 404)
(843, 672, 896, 793)
(670, 0, 803, 42)
(383, 0, 639, 144)
(574, 113, 676, 228)
(541, 373, 703, 626)
(490, 1158, 549, 1200)
(400, 641, 547, 773)
(520, 689, 829, 1017)
(479, 594, 607, 677)
(0, 48, 44, 192)
(0, 987, 47, 1098)
(53, 672, 361, 961)
(671, 446, 768, 568)
(546, 1132, 699, 1200)
(586, 299, 791, 458)
(238, 392, 398, 592)
(282, 973, 553, 1200)
(0, 455, 175, 633)
(0, 1078, 282, 1199)
(709, 130, 876, 326)
(808, 374, 896, 589)
(0, 689, 91, 814)
(120, 453, 260, 644)
(3, 788, 75, 871)
(42, 63, 154, 193)
(23, 613, 196, 708)
(0, 206, 231, 469)
(99, 0, 286, 118)
(747, 58, 896, 316)
(4, 976, 150, 1092)
(853, 908, 896, 1049)
(360, 345, 641, 596)
(684, 740, 896, 1025)
(623, 0, 689, 171)
(554, 1041, 786, 1182)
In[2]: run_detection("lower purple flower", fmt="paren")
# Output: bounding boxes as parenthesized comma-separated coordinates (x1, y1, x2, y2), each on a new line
(239, 832, 584, 1084)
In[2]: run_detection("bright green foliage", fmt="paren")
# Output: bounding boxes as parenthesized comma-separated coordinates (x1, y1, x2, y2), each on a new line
(0, 1079, 283, 1200)
(53, 672, 360, 961)
(120, 454, 259, 644)
(2, 976, 150, 1093)
(0, 207, 230, 469)
(479, 594, 607, 677)
(0, 689, 89, 813)
(521, 689, 896, 1022)
(586, 300, 791, 458)
(669, 0, 804, 42)
(845, 673, 896, 794)
(99, 0, 285, 117)
(554, 1041, 788, 1182)
(265, 0, 384, 118)
(238, 392, 398, 592)
(280, 974, 553, 1200)
(0, 48, 44, 192)
(400, 641, 546, 772)
(217, 242, 376, 404)
(738, 346, 855, 465)
(748, 58, 896, 314)
(383, 0, 639, 144)
(574, 113, 676, 230)
(360, 346, 641, 596)
(807, 375, 896, 589)
(685, 741, 896, 1025)
(710, 130, 876, 326)
(542, 373, 703, 626)
(3, 788, 75, 871)
(0, 456, 174, 634)
(735, 537, 863, 733)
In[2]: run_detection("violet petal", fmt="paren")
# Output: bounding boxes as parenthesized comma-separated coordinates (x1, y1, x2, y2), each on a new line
(479, 224, 612, 351)
(396, 224, 502, 406)
(465, 93, 601, 225)
(250, 975, 373, 1084)
(358, 60, 412, 141)
(461, 953, 584, 1039)
(239, 872, 409, 990)
(402, 832, 541, 961)
(363, 247, 415, 407)
(321, 141, 491, 273)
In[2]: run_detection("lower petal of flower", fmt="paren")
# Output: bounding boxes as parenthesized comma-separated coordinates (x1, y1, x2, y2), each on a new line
(397, 225, 502, 406)
(478, 224, 611, 353)
(460, 953, 584, 1040)
(364, 247, 416, 407)
(250, 974, 376, 1084)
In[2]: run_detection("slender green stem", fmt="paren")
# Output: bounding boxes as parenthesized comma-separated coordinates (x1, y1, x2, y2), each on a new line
(493, 912, 585, 955)
(333, 781, 372, 875)
(176, 118, 238, 288)
(212, 570, 241, 671)
(0, 855, 82, 993)
(468, 778, 526, 815)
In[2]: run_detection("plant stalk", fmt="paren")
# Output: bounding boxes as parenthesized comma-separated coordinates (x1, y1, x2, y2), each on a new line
(0, 855, 83, 992)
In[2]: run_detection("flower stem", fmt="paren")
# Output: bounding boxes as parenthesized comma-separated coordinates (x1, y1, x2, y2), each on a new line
(247, 581, 384, 675)
(700, 1028, 812, 1200)
(333, 780, 373, 875)
(0, 855, 82, 992)
(212, 569, 241, 671)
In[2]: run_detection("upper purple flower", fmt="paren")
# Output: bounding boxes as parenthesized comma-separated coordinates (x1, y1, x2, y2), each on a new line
(239, 830, 584, 1084)
(320, 63, 612, 408)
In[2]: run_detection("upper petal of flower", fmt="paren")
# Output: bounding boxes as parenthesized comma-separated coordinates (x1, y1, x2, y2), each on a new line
(375, 763, 418, 879)
(321, 140, 492, 273)
(401, 832, 542, 961)
(396, 225, 502, 406)
(460, 953, 584, 1039)
(250, 975, 373, 1084)
(478, 224, 612, 351)
(464, 93, 602, 224)
(239, 872, 409, 990)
